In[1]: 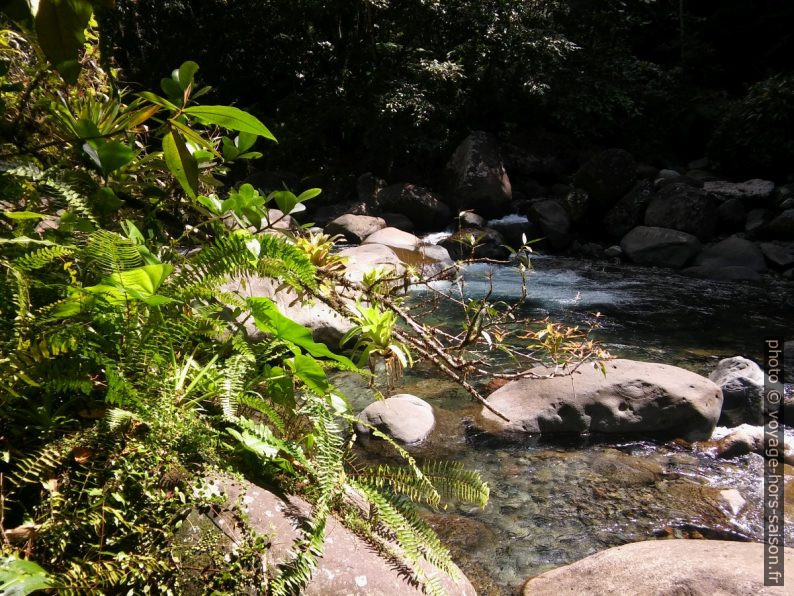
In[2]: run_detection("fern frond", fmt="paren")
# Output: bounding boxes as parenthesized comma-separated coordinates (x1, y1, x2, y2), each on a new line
(105, 408, 141, 432)
(237, 393, 286, 434)
(13, 245, 75, 271)
(9, 438, 77, 487)
(40, 178, 98, 228)
(347, 478, 455, 595)
(82, 230, 143, 275)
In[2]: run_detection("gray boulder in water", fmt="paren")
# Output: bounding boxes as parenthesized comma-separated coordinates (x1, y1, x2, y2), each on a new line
(708, 356, 765, 427)
(620, 225, 701, 268)
(478, 359, 723, 441)
(356, 394, 435, 444)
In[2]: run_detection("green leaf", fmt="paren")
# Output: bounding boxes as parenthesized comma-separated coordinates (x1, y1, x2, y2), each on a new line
(108, 264, 172, 297)
(34, 0, 93, 84)
(297, 188, 322, 202)
(177, 60, 199, 91)
(84, 264, 173, 304)
(221, 136, 240, 161)
(197, 194, 222, 214)
(2, 211, 46, 220)
(94, 141, 135, 176)
(291, 353, 329, 395)
(138, 91, 179, 112)
(235, 131, 257, 152)
(160, 77, 183, 102)
(92, 187, 124, 213)
(183, 105, 277, 141)
(162, 129, 198, 198)
(0, 555, 54, 595)
(248, 297, 356, 368)
(227, 426, 279, 459)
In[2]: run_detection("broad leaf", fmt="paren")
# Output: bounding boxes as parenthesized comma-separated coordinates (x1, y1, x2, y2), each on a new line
(248, 297, 356, 368)
(0, 555, 54, 595)
(183, 105, 277, 141)
(95, 141, 135, 176)
(291, 353, 329, 395)
(177, 60, 199, 91)
(162, 129, 198, 198)
(35, 0, 93, 84)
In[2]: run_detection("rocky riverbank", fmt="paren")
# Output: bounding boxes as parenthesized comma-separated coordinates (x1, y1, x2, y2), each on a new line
(258, 131, 794, 281)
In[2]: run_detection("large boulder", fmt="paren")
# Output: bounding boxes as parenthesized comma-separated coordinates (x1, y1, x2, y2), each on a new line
(708, 357, 765, 426)
(683, 236, 767, 280)
(574, 148, 637, 211)
(644, 183, 717, 240)
(620, 226, 701, 268)
(362, 227, 421, 251)
(324, 214, 386, 243)
(760, 242, 794, 269)
(339, 243, 405, 284)
(715, 198, 746, 233)
(602, 180, 655, 239)
(223, 276, 351, 348)
(478, 359, 723, 441)
(445, 131, 512, 217)
(522, 540, 793, 596)
(703, 179, 775, 202)
(765, 209, 794, 239)
(376, 183, 452, 231)
(525, 199, 572, 250)
(356, 394, 435, 444)
(745, 208, 773, 237)
(440, 227, 509, 261)
(176, 475, 475, 595)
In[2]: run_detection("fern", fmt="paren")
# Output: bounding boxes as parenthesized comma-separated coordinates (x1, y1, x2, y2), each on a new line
(347, 478, 455, 595)
(82, 229, 144, 275)
(13, 245, 75, 271)
(40, 178, 98, 228)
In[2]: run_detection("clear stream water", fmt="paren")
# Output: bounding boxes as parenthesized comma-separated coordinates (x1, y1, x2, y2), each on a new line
(337, 255, 794, 594)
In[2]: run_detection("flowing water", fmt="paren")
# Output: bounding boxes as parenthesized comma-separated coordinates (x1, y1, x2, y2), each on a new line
(338, 255, 794, 594)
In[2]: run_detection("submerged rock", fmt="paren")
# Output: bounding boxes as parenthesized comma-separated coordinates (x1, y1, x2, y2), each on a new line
(522, 540, 793, 596)
(478, 359, 723, 441)
(356, 394, 435, 444)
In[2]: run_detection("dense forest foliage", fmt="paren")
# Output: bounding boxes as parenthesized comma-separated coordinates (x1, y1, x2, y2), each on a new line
(104, 0, 794, 181)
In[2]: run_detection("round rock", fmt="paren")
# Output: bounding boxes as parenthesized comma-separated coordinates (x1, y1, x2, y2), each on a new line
(356, 394, 435, 444)
(479, 359, 723, 441)
(522, 540, 793, 596)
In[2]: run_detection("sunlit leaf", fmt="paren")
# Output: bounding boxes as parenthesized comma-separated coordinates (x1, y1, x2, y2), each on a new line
(183, 105, 277, 141)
